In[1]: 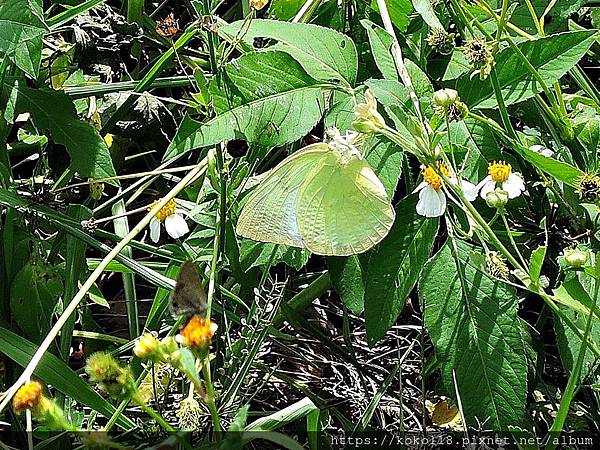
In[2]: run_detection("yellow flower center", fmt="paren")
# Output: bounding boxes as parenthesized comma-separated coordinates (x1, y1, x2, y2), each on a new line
(13, 381, 43, 412)
(150, 199, 177, 222)
(488, 161, 511, 183)
(422, 163, 450, 191)
(179, 315, 218, 350)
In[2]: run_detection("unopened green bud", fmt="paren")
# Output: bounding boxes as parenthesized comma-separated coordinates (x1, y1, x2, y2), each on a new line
(433, 89, 459, 108)
(485, 188, 509, 209)
(134, 333, 160, 361)
(89, 180, 104, 200)
(353, 90, 386, 133)
(564, 249, 588, 268)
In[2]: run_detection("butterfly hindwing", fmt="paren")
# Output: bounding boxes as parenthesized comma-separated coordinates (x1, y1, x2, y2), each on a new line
(172, 261, 207, 319)
(297, 154, 395, 256)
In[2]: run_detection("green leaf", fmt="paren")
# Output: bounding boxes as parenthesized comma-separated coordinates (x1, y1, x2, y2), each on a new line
(365, 195, 438, 345)
(10, 261, 55, 343)
(506, 0, 586, 34)
(0, 326, 135, 429)
(370, 0, 412, 32)
(328, 255, 366, 315)
(222, 19, 357, 85)
(6, 80, 116, 180)
(268, 0, 305, 20)
(458, 30, 598, 108)
(419, 239, 527, 429)
(240, 241, 310, 272)
(0, 0, 47, 77)
(514, 144, 583, 188)
(555, 272, 600, 380)
(412, 0, 443, 29)
(165, 51, 325, 160)
(529, 245, 546, 286)
(365, 135, 403, 197)
(361, 20, 398, 81)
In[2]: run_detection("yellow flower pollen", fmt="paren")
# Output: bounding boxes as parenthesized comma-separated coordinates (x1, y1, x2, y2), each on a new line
(422, 163, 450, 191)
(488, 161, 511, 183)
(150, 199, 177, 222)
(179, 315, 218, 349)
(13, 381, 43, 412)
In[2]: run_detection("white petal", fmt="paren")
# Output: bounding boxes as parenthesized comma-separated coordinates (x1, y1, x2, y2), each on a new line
(478, 178, 496, 199)
(150, 218, 161, 243)
(416, 186, 446, 217)
(460, 180, 479, 202)
(503, 173, 525, 199)
(413, 181, 428, 193)
(165, 213, 189, 239)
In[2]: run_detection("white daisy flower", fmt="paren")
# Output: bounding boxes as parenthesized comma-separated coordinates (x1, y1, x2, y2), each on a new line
(478, 161, 525, 200)
(148, 198, 189, 242)
(414, 163, 478, 217)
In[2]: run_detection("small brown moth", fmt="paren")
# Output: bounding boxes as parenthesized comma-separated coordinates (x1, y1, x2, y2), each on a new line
(171, 261, 207, 320)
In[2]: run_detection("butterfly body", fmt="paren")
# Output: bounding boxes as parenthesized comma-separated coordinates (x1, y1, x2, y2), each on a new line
(236, 141, 395, 256)
(172, 261, 207, 320)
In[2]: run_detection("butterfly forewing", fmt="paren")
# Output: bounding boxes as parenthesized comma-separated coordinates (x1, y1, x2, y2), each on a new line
(172, 261, 208, 320)
(236, 143, 330, 248)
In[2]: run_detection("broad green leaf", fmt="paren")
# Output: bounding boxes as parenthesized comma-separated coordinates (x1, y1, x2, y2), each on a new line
(370, 0, 412, 32)
(0, 326, 135, 429)
(221, 19, 358, 85)
(5, 80, 116, 180)
(529, 245, 546, 286)
(419, 239, 527, 429)
(553, 277, 600, 324)
(458, 30, 597, 108)
(165, 51, 324, 160)
(412, 0, 443, 29)
(514, 144, 583, 188)
(268, 0, 305, 20)
(240, 241, 310, 272)
(442, 50, 470, 81)
(10, 261, 56, 343)
(328, 255, 366, 315)
(364, 78, 413, 137)
(0, 0, 47, 77)
(406, 59, 434, 117)
(365, 135, 403, 197)
(361, 20, 398, 81)
(555, 272, 600, 380)
(365, 195, 438, 345)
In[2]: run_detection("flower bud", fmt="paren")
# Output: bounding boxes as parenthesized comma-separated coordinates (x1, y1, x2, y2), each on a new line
(353, 90, 386, 133)
(564, 249, 588, 268)
(433, 89, 459, 108)
(13, 381, 43, 413)
(485, 188, 509, 209)
(426, 28, 455, 55)
(134, 333, 160, 360)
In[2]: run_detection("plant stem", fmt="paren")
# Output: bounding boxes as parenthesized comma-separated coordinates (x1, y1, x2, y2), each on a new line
(202, 357, 223, 436)
(546, 261, 599, 449)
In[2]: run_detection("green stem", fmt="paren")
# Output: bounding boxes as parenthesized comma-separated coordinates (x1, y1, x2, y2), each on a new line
(546, 263, 599, 449)
(202, 357, 223, 436)
(489, 67, 518, 140)
(140, 402, 176, 432)
(500, 213, 527, 269)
